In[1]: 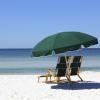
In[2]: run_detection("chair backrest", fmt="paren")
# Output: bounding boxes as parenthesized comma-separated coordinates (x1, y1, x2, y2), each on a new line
(70, 56, 82, 75)
(56, 56, 69, 77)
(59, 56, 66, 63)
(73, 56, 82, 63)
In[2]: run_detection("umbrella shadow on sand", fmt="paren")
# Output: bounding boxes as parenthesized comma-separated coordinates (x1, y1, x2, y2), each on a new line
(51, 81, 100, 90)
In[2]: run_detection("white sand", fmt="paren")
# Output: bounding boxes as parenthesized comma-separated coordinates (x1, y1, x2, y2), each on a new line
(0, 71, 100, 100)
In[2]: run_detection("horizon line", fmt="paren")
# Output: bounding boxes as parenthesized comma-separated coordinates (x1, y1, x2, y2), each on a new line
(0, 48, 99, 49)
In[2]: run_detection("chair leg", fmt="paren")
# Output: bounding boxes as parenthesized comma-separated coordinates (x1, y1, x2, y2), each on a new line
(66, 75, 71, 82)
(55, 77, 60, 82)
(45, 76, 48, 82)
(77, 74, 83, 81)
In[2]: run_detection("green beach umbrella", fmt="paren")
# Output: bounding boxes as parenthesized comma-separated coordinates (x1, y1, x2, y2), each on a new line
(32, 32, 98, 57)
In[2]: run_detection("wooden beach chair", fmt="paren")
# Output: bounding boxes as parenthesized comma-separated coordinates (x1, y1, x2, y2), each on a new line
(38, 56, 69, 83)
(65, 56, 83, 82)
(37, 69, 53, 82)
(55, 56, 69, 82)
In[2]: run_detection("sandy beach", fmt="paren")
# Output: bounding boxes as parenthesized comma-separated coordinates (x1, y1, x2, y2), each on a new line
(0, 71, 100, 100)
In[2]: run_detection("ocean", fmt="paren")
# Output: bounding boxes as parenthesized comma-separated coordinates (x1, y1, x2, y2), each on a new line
(0, 48, 100, 74)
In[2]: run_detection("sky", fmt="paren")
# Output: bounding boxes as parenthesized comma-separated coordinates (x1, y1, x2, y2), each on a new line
(0, 0, 100, 48)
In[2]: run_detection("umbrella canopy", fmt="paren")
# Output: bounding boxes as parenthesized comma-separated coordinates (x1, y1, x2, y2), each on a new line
(32, 32, 98, 57)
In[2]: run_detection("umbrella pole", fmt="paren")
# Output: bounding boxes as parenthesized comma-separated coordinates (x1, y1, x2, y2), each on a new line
(57, 56, 60, 64)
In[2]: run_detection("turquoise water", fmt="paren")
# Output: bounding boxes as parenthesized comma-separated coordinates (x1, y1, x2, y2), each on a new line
(0, 48, 100, 74)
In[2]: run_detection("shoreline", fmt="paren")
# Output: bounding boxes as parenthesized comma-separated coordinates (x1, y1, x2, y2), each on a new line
(0, 69, 99, 75)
